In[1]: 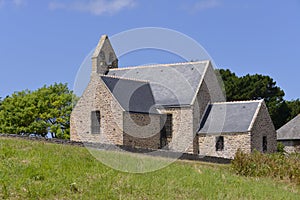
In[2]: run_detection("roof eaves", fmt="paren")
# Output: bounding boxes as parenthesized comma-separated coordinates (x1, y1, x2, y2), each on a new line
(198, 131, 250, 135)
(211, 100, 262, 105)
(277, 138, 300, 141)
(156, 104, 192, 108)
(100, 74, 150, 84)
(124, 111, 162, 115)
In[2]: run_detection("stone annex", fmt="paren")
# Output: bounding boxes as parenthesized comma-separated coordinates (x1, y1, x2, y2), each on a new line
(277, 114, 300, 153)
(70, 35, 277, 159)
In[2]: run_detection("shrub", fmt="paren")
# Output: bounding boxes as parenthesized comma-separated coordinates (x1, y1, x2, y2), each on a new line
(231, 149, 300, 184)
(277, 142, 285, 154)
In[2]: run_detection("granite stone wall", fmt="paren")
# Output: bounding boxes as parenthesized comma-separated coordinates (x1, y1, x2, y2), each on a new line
(158, 107, 194, 153)
(192, 81, 211, 154)
(280, 140, 300, 153)
(198, 133, 251, 159)
(202, 62, 226, 103)
(251, 102, 277, 153)
(123, 112, 162, 149)
(70, 76, 124, 145)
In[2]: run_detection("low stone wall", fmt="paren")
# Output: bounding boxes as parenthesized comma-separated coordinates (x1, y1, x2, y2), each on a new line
(0, 133, 85, 146)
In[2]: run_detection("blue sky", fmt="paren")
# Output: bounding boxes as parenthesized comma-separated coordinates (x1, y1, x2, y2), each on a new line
(0, 0, 299, 100)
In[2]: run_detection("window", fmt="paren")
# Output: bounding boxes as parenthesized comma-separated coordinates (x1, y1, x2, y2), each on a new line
(91, 110, 100, 134)
(263, 136, 267, 152)
(165, 114, 173, 138)
(160, 114, 173, 148)
(216, 136, 224, 151)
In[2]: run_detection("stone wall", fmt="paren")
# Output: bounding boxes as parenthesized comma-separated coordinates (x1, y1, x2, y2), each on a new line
(192, 81, 211, 154)
(123, 112, 162, 149)
(189, 63, 225, 154)
(279, 140, 300, 154)
(198, 133, 251, 159)
(251, 101, 277, 153)
(158, 107, 194, 153)
(157, 77, 221, 155)
(202, 61, 226, 103)
(70, 76, 124, 145)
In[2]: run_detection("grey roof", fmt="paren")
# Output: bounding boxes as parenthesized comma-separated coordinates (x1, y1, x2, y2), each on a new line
(101, 76, 158, 114)
(107, 61, 208, 106)
(198, 101, 261, 134)
(277, 115, 300, 140)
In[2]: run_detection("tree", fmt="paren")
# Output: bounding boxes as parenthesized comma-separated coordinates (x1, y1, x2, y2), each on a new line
(218, 69, 290, 129)
(286, 99, 300, 120)
(0, 83, 77, 139)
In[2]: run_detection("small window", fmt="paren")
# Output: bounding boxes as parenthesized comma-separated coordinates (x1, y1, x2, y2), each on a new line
(263, 136, 267, 152)
(91, 110, 100, 134)
(216, 136, 224, 151)
(165, 114, 173, 138)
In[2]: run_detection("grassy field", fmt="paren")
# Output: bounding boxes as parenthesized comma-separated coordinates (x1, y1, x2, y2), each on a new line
(0, 137, 299, 199)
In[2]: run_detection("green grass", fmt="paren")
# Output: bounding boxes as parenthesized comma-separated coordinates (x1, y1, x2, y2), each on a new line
(0, 137, 299, 199)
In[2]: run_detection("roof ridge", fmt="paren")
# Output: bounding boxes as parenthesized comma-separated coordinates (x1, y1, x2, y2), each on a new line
(109, 60, 210, 71)
(211, 99, 263, 104)
(100, 74, 149, 84)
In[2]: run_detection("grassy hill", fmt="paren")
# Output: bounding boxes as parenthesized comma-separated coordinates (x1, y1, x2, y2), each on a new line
(0, 137, 299, 199)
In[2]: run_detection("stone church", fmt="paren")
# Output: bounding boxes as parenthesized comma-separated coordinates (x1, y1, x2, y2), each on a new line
(70, 35, 277, 158)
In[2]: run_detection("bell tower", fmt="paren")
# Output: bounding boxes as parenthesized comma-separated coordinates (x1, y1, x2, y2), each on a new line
(91, 35, 118, 76)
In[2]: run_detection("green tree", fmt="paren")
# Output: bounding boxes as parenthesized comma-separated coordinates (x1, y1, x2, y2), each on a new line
(218, 69, 289, 129)
(0, 83, 77, 139)
(286, 99, 300, 120)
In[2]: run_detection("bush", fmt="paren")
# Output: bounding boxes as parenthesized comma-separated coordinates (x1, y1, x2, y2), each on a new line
(277, 142, 285, 153)
(231, 149, 300, 184)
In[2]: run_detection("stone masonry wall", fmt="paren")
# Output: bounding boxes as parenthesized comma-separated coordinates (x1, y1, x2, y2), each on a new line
(198, 133, 251, 159)
(70, 75, 124, 145)
(280, 140, 300, 153)
(158, 107, 194, 153)
(251, 102, 277, 153)
(190, 63, 226, 155)
(123, 112, 162, 149)
(192, 81, 211, 154)
(203, 62, 226, 103)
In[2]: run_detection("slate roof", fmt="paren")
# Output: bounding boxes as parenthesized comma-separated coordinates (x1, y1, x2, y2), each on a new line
(277, 114, 300, 140)
(198, 100, 262, 134)
(101, 76, 158, 114)
(107, 61, 209, 106)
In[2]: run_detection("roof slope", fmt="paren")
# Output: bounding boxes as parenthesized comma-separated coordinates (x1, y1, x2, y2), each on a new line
(107, 61, 208, 106)
(101, 76, 158, 114)
(277, 114, 300, 140)
(198, 101, 261, 134)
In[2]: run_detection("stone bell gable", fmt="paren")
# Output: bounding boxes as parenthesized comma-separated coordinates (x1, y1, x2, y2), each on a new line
(92, 35, 118, 75)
